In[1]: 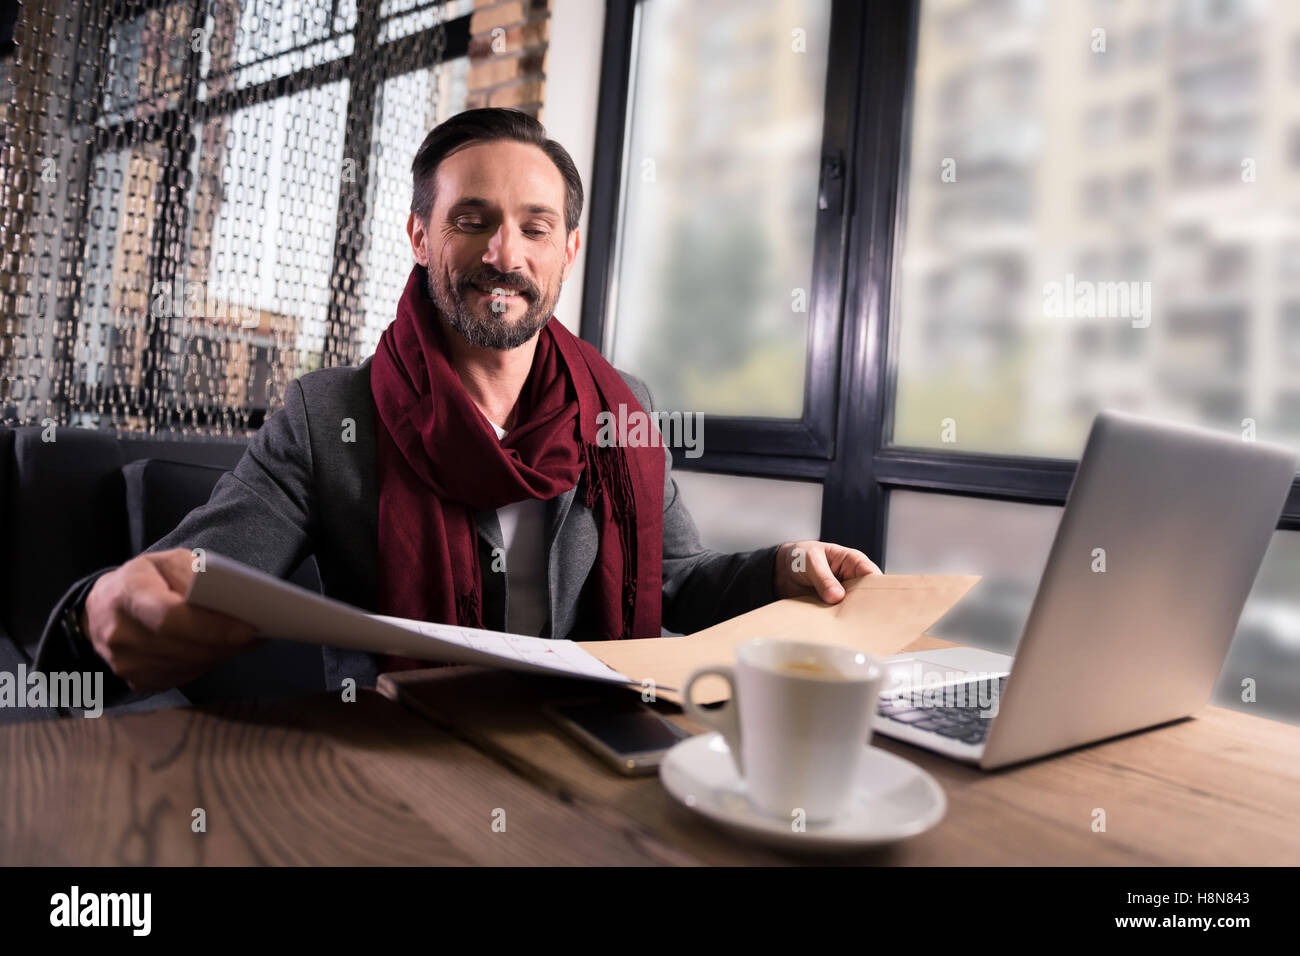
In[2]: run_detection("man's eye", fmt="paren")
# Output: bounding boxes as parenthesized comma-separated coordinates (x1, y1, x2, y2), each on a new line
(525, 229, 547, 238)
(457, 219, 485, 229)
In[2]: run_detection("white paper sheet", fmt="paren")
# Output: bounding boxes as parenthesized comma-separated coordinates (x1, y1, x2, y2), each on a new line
(186, 552, 640, 688)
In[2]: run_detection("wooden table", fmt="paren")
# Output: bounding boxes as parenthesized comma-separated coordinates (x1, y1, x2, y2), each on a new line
(2, 637, 1297, 865)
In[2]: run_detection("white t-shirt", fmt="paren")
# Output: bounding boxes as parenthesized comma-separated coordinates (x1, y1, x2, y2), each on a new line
(490, 421, 550, 636)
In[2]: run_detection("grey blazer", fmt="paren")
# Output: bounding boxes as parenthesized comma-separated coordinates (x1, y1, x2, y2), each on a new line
(35, 358, 780, 704)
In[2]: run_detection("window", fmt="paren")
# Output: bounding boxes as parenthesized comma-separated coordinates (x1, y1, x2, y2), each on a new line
(602, 0, 832, 420)
(1081, 177, 1110, 217)
(1131, 22, 1161, 63)
(590, 0, 1300, 725)
(1083, 106, 1117, 146)
(586, 0, 862, 465)
(17, 0, 472, 433)
(1289, 125, 1300, 168)
(1279, 305, 1300, 363)
(1090, 34, 1117, 73)
(1124, 95, 1156, 137)
(893, 0, 1300, 458)
(1123, 168, 1152, 208)
(826, 0, 1300, 730)
(1118, 243, 1149, 278)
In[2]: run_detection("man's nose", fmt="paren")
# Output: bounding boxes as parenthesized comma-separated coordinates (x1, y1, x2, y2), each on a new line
(484, 224, 526, 275)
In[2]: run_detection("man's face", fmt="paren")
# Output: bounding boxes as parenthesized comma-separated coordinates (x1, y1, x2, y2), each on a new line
(407, 140, 580, 351)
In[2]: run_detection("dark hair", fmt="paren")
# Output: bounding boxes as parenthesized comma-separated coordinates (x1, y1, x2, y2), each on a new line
(410, 107, 583, 234)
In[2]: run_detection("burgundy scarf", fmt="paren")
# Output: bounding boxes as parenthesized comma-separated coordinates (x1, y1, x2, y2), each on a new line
(370, 265, 664, 671)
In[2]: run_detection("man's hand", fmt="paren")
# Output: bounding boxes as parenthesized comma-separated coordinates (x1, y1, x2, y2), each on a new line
(82, 549, 262, 693)
(773, 540, 882, 604)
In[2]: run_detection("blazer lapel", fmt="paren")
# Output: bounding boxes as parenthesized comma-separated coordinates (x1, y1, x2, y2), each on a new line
(545, 484, 582, 637)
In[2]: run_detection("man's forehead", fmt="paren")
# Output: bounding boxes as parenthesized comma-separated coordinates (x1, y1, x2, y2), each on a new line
(437, 141, 565, 209)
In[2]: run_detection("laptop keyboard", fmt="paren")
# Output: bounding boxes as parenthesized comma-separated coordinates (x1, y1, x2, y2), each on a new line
(876, 675, 1008, 746)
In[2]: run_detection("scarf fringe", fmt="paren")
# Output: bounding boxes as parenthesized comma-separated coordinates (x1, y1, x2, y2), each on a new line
(456, 589, 482, 629)
(582, 440, 639, 640)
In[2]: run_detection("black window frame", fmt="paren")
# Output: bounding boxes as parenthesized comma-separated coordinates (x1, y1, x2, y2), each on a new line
(590, 0, 1300, 565)
(580, 0, 865, 481)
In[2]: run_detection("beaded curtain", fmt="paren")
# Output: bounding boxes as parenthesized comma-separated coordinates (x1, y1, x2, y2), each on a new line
(1, 0, 466, 435)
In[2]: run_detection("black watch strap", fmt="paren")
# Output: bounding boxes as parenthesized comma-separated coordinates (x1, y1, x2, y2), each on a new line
(61, 597, 91, 648)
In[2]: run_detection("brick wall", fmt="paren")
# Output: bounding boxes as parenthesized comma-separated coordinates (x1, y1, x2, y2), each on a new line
(466, 0, 552, 120)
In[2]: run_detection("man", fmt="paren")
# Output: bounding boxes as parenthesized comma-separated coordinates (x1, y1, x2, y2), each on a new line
(36, 108, 880, 702)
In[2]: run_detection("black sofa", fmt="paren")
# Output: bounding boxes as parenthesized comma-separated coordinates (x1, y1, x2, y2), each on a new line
(0, 425, 327, 722)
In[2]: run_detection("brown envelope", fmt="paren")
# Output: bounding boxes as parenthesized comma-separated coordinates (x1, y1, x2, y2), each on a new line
(578, 573, 981, 705)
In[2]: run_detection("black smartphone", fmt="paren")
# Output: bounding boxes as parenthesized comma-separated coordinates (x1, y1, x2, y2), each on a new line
(542, 696, 692, 776)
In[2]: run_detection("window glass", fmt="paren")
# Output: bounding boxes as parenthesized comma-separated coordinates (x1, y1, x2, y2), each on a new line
(892, 0, 1300, 459)
(608, 0, 832, 418)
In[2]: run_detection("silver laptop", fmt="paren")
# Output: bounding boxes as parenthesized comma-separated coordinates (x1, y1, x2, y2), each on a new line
(873, 409, 1297, 770)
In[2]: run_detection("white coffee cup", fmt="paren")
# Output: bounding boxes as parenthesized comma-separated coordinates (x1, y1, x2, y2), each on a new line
(682, 638, 883, 822)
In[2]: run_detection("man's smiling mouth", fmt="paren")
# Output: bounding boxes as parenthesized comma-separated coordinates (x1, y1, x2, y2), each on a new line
(471, 282, 526, 298)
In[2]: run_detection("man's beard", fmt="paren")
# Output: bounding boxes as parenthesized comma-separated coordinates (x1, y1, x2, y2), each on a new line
(425, 263, 558, 351)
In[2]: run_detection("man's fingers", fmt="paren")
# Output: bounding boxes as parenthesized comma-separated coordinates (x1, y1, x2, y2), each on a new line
(836, 547, 882, 577)
(807, 547, 846, 603)
(111, 633, 249, 693)
(816, 544, 883, 581)
(123, 586, 257, 647)
(148, 548, 199, 596)
(96, 612, 245, 671)
(83, 554, 263, 694)
(92, 616, 198, 687)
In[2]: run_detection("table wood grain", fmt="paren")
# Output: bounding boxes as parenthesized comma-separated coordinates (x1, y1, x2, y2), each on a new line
(381, 636, 1300, 865)
(2, 635, 1296, 865)
(0, 690, 694, 865)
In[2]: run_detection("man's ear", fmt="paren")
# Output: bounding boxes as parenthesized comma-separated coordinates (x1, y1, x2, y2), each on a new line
(406, 211, 429, 266)
(560, 227, 581, 283)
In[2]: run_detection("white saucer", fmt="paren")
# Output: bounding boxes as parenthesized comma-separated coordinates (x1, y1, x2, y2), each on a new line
(659, 732, 946, 854)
